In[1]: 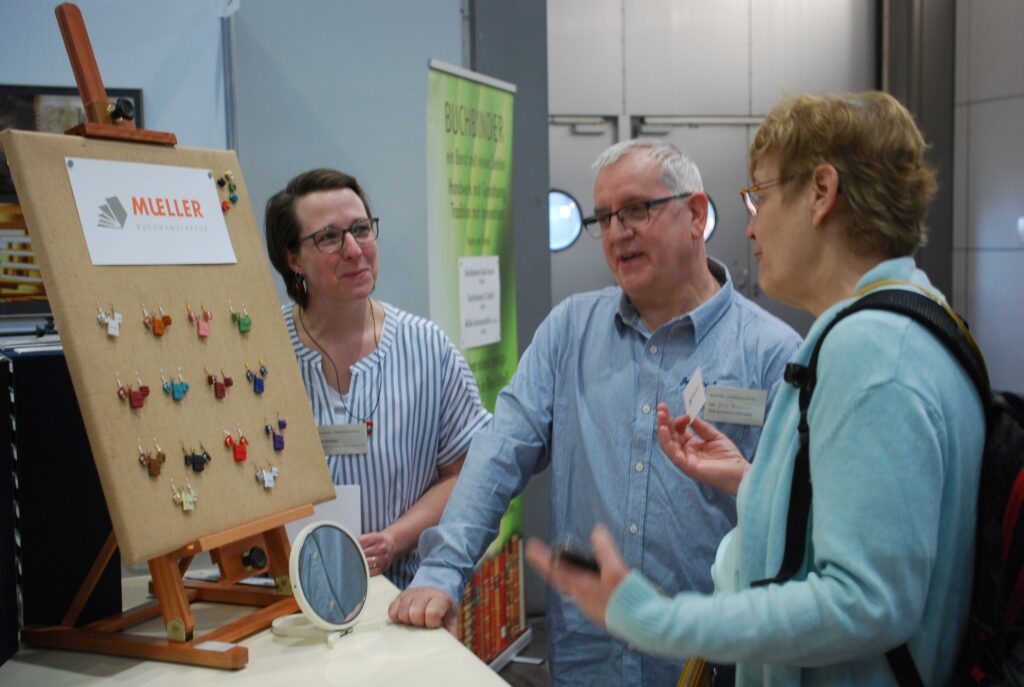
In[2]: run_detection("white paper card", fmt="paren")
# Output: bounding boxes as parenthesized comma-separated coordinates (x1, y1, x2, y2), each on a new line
(65, 157, 236, 265)
(459, 255, 501, 349)
(285, 485, 362, 542)
(683, 367, 706, 418)
(319, 423, 369, 455)
(704, 386, 768, 426)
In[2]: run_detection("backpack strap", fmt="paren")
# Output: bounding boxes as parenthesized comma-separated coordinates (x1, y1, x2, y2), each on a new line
(749, 286, 990, 686)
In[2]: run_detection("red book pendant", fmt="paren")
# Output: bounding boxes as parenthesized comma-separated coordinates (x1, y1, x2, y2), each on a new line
(365, 420, 373, 437)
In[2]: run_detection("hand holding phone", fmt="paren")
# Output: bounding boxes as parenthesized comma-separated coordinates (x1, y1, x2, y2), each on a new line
(552, 537, 600, 573)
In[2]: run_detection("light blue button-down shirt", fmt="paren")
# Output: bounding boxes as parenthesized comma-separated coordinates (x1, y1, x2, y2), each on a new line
(414, 260, 801, 686)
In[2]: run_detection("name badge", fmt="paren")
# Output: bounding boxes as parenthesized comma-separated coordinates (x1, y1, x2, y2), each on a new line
(703, 386, 767, 427)
(318, 423, 369, 455)
(682, 367, 706, 418)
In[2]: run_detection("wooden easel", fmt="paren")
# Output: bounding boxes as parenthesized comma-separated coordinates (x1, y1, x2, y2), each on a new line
(18, 4, 315, 670)
(22, 505, 313, 669)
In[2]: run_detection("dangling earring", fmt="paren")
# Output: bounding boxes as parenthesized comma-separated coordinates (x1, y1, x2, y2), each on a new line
(293, 273, 307, 296)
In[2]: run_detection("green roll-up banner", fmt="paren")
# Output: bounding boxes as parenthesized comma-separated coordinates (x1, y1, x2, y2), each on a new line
(427, 61, 521, 550)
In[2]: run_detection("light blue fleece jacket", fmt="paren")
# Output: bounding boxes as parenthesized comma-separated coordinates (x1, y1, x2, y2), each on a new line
(605, 257, 985, 686)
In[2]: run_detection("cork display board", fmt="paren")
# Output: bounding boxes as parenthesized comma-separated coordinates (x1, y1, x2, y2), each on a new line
(0, 129, 335, 565)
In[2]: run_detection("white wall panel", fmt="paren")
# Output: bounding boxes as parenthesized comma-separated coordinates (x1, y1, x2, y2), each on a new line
(967, 0, 1024, 101)
(624, 0, 749, 115)
(547, 0, 623, 114)
(751, 0, 875, 115)
(965, 250, 1024, 395)
(955, 0, 969, 105)
(966, 96, 1024, 250)
(953, 105, 968, 249)
(951, 248, 968, 314)
(549, 122, 617, 306)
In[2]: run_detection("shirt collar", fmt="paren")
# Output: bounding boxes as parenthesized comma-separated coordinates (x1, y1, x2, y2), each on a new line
(615, 257, 733, 343)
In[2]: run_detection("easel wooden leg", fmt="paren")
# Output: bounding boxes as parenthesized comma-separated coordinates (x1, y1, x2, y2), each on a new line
(148, 555, 194, 642)
(61, 530, 117, 627)
(263, 526, 292, 594)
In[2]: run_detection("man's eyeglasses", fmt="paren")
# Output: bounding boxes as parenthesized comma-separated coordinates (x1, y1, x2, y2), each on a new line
(739, 178, 787, 218)
(296, 218, 379, 253)
(581, 192, 692, 238)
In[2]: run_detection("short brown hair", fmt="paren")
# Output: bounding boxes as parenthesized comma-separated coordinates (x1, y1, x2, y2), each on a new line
(264, 168, 372, 307)
(750, 91, 937, 258)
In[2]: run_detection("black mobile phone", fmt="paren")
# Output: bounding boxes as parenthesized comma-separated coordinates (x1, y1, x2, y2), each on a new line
(552, 537, 600, 573)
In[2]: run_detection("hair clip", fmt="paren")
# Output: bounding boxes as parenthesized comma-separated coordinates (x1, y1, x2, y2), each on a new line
(127, 372, 148, 410)
(143, 305, 165, 336)
(158, 303, 172, 328)
(171, 479, 198, 512)
(138, 438, 166, 477)
(264, 416, 285, 452)
(171, 367, 189, 401)
(227, 425, 249, 462)
(256, 464, 280, 489)
(191, 302, 211, 338)
(245, 360, 265, 394)
(205, 365, 226, 399)
(97, 303, 123, 337)
(183, 443, 212, 473)
(229, 301, 252, 333)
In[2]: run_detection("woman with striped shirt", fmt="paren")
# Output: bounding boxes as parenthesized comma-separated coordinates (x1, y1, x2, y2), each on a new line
(265, 168, 491, 589)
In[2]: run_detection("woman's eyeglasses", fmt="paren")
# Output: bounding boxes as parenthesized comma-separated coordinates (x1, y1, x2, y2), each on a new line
(296, 218, 379, 253)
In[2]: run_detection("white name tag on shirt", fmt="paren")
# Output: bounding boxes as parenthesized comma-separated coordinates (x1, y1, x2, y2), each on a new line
(683, 367, 706, 418)
(703, 386, 767, 426)
(318, 423, 369, 455)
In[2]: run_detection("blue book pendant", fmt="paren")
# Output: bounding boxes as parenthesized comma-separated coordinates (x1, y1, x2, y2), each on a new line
(253, 377, 265, 394)
(273, 433, 284, 451)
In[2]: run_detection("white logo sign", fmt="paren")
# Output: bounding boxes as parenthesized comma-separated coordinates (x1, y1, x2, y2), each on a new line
(66, 157, 237, 265)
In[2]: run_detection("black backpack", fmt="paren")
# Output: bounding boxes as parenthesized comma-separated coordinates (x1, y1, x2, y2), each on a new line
(749, 287, 1024, 687)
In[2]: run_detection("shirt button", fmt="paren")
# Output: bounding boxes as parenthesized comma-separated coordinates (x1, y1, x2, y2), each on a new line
(635, 462, 644, 472)
(629, 524, 638, 535)
(649, 345, 658, 354)
(641, 404, 651, 414)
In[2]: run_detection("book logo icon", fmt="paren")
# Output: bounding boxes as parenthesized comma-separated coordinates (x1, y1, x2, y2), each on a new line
(98, 196, 128, 229)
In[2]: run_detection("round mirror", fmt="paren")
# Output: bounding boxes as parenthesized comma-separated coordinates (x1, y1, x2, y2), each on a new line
(290, 521, 369, 631)
(704, 195, 717, 242)
(549, 189, 583, 252)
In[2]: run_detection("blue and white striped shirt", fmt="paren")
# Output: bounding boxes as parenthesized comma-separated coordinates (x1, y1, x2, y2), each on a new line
(283, 301, 491, 588)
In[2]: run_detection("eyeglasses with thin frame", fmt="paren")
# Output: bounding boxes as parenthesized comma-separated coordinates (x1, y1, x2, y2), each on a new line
(296, 218, 379, 253)
(739, 178, 788, 218)
(581, 192, 693, 238)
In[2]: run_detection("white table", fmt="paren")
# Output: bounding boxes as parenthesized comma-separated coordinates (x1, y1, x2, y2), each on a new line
(0, 576, 509, 686)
